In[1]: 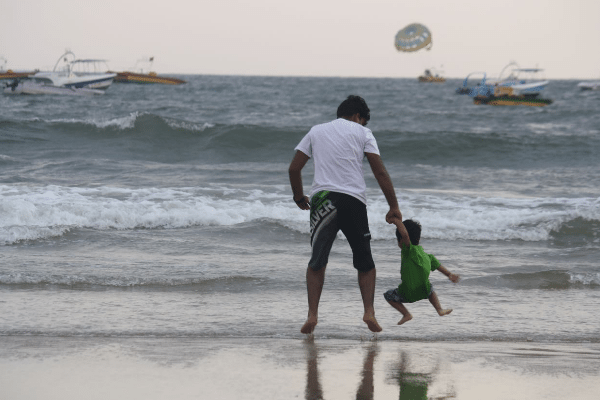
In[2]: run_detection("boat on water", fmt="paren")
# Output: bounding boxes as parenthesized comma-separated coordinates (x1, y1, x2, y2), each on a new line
(457, 62, 552, 106)
(32, 51, 116, 89)
(493, 62, 549, 96)
(0, 70, 37, 80)
(457, 62, 549, 98)
(113, 71, 186, 85)
(577, 81, 600, 91)
(473, 86, 553, 106)
(111, 57, 186, 85)
(0, 57, 37, 80)
(455, 71, 486, 95)
(471, 81, 552, 107)
(418, 68, 445, 83)
(3, 51, 116, 95)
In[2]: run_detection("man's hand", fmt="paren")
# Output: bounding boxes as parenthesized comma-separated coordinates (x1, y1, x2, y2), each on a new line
(385, 208, 402, 224)
(294, 195, 310, 210)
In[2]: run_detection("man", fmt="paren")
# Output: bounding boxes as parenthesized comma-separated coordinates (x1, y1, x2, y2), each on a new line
(289, 95, 407, 334)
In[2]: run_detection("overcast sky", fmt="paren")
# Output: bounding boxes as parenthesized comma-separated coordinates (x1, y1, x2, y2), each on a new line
(2, 0, 599, 79)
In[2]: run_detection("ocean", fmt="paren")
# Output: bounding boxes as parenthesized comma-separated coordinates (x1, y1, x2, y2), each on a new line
(1, 75, 599, 348)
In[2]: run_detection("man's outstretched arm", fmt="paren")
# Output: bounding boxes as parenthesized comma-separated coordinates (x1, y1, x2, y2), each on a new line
(365, 152, 401, 221)
(365, 152, 410, 239)
(288, 150, 310, 210)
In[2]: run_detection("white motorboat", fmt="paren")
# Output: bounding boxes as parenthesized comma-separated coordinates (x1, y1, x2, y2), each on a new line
(487, 62, 549, 97)
(28, 51, 116, 90)
(577, 81, 600, 91)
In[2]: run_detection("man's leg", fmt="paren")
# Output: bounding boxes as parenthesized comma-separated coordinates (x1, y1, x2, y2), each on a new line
(358, 268, 382, 332)
(301, 265, 326, 334)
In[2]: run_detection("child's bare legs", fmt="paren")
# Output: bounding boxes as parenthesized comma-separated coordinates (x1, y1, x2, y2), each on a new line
(428, 291, 452, 316)
(385, 300, 413, 325)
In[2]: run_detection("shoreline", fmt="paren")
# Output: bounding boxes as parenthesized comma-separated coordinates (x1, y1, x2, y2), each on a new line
(1, 336, 599, 400)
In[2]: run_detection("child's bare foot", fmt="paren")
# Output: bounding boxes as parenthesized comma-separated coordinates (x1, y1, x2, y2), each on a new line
(363, 314, 382, 332)
(301, 316, 318, 334)
(437, 309, 453, 317)
(397, 314, 413, 325)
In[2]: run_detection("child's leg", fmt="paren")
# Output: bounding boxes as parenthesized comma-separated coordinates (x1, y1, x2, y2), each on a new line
(385, 300, 413, 325)
(428, 291, 452, 316)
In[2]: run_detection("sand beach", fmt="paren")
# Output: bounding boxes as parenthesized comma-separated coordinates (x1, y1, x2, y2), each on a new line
(1, 336, 599, 400)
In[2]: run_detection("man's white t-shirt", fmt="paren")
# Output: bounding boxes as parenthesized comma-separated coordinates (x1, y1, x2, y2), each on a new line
(295, 118, 380, 205)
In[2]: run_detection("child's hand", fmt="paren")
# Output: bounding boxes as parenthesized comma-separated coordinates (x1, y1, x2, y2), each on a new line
(448, 273, 460, 283)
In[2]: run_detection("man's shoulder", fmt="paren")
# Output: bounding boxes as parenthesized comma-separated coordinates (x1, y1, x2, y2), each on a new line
(312, 118, 373, 135)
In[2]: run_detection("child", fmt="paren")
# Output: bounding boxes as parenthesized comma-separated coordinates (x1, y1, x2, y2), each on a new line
(384, 219, 460, 325)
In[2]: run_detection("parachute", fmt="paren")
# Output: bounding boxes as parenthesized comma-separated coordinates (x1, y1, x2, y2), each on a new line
(394, 23, 432, 52)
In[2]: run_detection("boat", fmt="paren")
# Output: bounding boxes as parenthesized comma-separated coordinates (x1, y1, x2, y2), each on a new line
(418, 68, 445, 83)
(472, 84, 552, 107)
(113, 71, 186, 85)
(489, 62, 549, 96)
(458, 62, 549, 98)
(0, 70, 36, 80)
(0, 57, 37, 80)
(577, 81, 600, 91)
(111, 57, 186, 85)
(461, 73, 552, 106)
(456, 71, 486, 95)
(27, 50, 116, 90)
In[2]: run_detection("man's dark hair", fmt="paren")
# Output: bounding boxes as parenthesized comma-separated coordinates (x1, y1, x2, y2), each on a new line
(395, 219, 422, 245)
(336, 95, 370, 124)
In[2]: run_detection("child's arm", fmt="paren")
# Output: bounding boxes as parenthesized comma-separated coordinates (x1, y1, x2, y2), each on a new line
(393, 219, 411, 248)
(437, 265, 460, 283)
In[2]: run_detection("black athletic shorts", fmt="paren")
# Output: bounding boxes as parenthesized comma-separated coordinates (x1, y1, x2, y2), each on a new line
(308, 191, 375, 272)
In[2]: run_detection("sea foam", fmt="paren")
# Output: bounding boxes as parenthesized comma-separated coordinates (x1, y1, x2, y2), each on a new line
(1, 184, 598, 244)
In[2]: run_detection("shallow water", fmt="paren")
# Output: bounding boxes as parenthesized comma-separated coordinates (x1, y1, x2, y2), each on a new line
(1, 76, 599, 342)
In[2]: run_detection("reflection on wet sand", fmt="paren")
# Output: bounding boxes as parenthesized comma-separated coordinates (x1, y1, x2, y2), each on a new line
(304, 337, 325, 400)
(304, 339, 455, 400)
(387, 351, 455, 400)
(355, 342, 378, 400)
(304, 338, 379, 400)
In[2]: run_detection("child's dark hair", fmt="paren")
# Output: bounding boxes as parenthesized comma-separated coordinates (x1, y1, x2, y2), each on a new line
(395, 219, 422, 245)
(336, 95, 370, 124)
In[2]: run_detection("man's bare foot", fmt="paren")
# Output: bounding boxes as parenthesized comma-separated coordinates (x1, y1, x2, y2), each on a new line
(437, 309, 453, 316)
(301, 316, 318, 334)
(397, 314, 413, 325)
(363, 315, 382, 332)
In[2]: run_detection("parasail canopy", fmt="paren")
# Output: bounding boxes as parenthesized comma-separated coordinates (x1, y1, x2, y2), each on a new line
(394, 23, 432, 52)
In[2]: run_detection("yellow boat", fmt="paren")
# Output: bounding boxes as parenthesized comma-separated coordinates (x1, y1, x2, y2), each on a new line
(0, 70, 36, 80)
(418, 68, 445, 83)
(473, 86, 552, 107)
(112, 71, 186, 85)
(111, 57, 186, 85)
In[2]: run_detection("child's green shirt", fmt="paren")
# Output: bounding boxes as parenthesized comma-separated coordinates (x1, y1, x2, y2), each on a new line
(398, 243, 441, 303)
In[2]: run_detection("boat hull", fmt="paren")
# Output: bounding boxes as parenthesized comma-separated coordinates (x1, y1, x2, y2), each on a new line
(578, 81, 600, 91)
(418, 76, 445, 83)
(473, 95, 552, 107)
(113, 72, 186, 85)
(32, 71, 116, 90)
(0, 71, 36, 80)
(4, 80, 104, 95)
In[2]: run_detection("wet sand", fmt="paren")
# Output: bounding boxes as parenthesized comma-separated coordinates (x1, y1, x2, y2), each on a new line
(1, 336, 599, 400)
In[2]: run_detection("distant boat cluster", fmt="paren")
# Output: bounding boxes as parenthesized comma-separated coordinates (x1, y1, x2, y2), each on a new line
(0, 51, 186, 96)
(422, 61, 600, 107)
